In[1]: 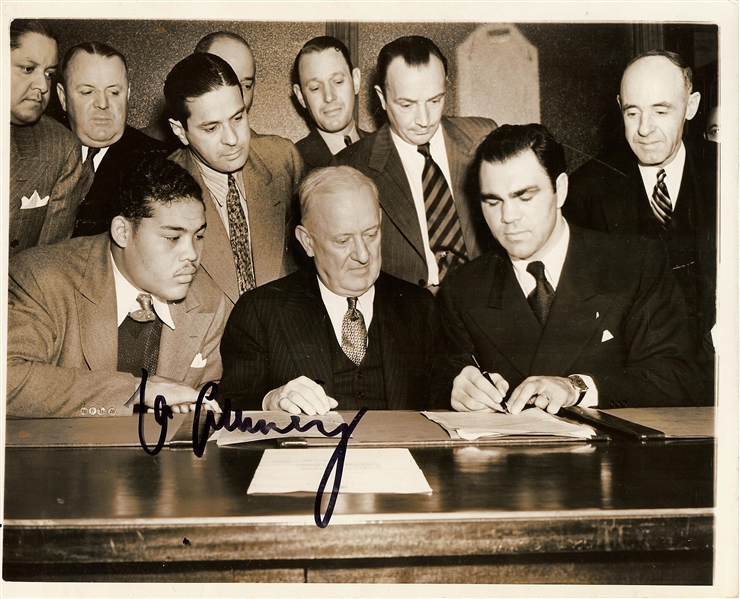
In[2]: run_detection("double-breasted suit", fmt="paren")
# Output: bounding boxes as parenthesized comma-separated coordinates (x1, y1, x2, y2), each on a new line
(7, 234, 227, 418)
(333, 116, 497, 286)
(438, 226, 700, 408)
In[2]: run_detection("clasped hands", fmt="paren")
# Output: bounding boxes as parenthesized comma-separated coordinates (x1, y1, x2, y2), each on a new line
(451, 366, 579, 415)
(263, 376, 338, 415)
(144, 375, 221, 414)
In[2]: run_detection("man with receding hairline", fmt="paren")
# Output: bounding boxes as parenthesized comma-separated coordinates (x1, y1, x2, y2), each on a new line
(195, 31, 256, 113)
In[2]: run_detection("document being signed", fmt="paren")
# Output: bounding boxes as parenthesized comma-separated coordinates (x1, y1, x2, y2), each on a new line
(247, 448, 433, 495)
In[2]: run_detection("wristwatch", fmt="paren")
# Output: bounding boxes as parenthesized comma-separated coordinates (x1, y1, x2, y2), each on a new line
(567, 375, 589, 406)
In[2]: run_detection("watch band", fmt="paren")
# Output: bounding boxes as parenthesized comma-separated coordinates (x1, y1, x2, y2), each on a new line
(568, 375, 589, 406)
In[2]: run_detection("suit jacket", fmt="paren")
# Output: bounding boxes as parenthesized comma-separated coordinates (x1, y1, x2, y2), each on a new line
(218, 269, 452, 411)
(72, 125, 169, 237)
(169, 133, 305, 306)
(333, 116, 497, 286)
(10, 115, 85, 257)
(296, 126, 369, 171)
(438, 225, 701, 408)
(564, 141, 717, 355)
(7, 234, 228, 418)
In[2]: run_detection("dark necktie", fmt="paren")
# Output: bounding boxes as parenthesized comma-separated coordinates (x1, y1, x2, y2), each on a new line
(341, 297, 367, 365)
(79, 147, 100, 199)
(344, 135, 353, 147)
(118, 293, 162, 377)
(417, 143, 467, 281)
(128, 293, 156, 323)
(226, 174, 256, 294)
(526, 261, 555, 327)
(650, 169, 673, 229)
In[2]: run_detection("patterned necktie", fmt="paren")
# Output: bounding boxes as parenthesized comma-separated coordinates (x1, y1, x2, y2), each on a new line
(341, 297, 367, 365)
(526, 261, 555, 327)
(226, 174, 256, 294)
(128, 293, 157, 323)
(79, 147, 100, 198)
(344, 135, 353, 147)
(417, 142, 467, 281)
(650, 169, 673, 229)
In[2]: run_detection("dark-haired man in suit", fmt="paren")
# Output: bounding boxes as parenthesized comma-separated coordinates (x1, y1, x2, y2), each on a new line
(165, 52, 304, 307)
(9, 19, 84, 257)
(334, 35, 497, 289)
(293, 36, 368, 170)
(439, 124, 698, 415)
(218, 166, 451, 414)
(57, 42, 168, 237)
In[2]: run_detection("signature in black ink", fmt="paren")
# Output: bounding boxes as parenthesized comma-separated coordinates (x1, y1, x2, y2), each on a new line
(136, 373, 367, 528)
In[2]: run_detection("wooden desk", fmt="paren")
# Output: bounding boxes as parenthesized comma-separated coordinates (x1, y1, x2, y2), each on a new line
(3, 412, 714, 584)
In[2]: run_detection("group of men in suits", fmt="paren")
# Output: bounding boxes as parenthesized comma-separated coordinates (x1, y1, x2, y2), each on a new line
(7, 21, 716, 418)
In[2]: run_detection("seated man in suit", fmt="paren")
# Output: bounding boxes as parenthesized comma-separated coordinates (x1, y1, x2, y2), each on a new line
(564, 50, 716, 402)
(218, 166, 451, 414)
(9, 19, 84, 257)
(293, 36, 368, 169)
(165, 53, 304, 307)
(334, 35, 496, 289)
(7, 157, 227, 418)
(57, 42, 168, 237)
(439, 124, 698, 415)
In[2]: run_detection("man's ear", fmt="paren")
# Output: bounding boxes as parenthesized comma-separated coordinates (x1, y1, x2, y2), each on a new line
(374, 85, 387, 111)
(169, 119, 189, 146)
(127, 83, 131, 101)
(110, 215, 133, 248)
(351, 68, 361, 96)
(685, 91, 701, 121)
(555, 172, 569, 210)
(295, 225, 315, 257)
(293, 84, 307, 110)
(616, 94, 622, 111)
(57, 83, 67, 112)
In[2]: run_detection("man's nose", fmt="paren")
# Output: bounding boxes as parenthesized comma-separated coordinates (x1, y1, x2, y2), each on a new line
(500, 202, 520, 224)
(222, 123, 238, 146)
(637, 112, 654, 137)
(31, 71, 50, 94)
(414, 103, 430, 128)
(323, 84, 335, 104)
(94, 91, 109, 110)
(351, 238, 370, 263)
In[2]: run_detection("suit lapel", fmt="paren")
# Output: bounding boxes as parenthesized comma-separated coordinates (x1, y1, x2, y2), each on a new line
(76, 237, 119, 372)
(305, 129, 333, 169)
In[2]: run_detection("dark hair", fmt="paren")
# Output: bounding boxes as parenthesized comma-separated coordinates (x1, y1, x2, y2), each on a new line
(624, 49, 693, 94)
(475, 124, 567, 191)
(60, 42, 128, 87)
(195, 31, 251, 54)
(293, 36, 353, 86)
(164, 53, 240, 128)
(10, 19, 57, 50)
(116, 157, 203, 231)
(376, 35, 447, 92)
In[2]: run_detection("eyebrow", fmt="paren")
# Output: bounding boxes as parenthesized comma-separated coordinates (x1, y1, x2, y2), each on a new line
(159, 222, 207, 233)
(622, 101, 674, 111)
(481, 185, 540, 201)
(196, 106, 244, 129)
(396, 91, 445, 103)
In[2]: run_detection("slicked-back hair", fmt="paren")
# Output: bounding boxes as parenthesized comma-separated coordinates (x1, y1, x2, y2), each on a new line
(60, 41, 129, 88)
(624, 49, 693, 95)
(10, 19, 57, 49)
(475, 124, 567, 192)
(195, 31, 252, 54)
(164, 53, 240, 129)
(299, 166, 379, 228)
(116, 156, 203, 232)
(376, 35, 447, 92)
(293, 36, 353, 86)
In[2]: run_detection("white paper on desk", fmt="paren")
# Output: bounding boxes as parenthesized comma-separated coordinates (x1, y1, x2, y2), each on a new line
(217, 411, 346, 446)
(247, 448, 432, 494)
(423, 408, 595, 440)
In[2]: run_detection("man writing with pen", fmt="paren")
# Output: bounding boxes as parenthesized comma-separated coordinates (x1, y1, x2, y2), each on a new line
(217, 166, 453, 414)
(438, 124, 700, 414)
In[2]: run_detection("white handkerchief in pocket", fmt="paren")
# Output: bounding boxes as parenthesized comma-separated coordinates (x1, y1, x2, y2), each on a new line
(601, 330, 614, 342)
(190, 353, 207, 368)
(20, 190, 49, 209)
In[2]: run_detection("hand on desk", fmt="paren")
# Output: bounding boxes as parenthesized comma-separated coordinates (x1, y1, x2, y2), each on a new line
(263, 376, 339, 415)
(452, 369, 578, 415)
(144, 376, 221, 414)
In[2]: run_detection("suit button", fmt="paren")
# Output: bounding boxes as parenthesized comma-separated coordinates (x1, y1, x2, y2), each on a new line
(357, 392, 364, 400)
(88, 407, 97, 415)
(418, 279, 426, 287)
(10, 239, 19, 248)
(356, 372, 363, 379)
(80, 407, 88, 416)
(98, 407, 106, 415)
(108, 408, 116, 416)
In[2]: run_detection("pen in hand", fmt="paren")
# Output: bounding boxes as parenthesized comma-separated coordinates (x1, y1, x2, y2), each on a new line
(471, 355, 510, 414)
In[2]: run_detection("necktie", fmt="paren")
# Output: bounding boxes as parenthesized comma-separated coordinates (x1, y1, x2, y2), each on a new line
(79, 147, 100, 199)
(128, 293, 157, 323)
(650, 169, 673, 229)
(526, 261, 555, 327)
(226, 174, 256, 294)
(417, 143, 467, 281)
(341, 297, 367, 365)
(344, 135, 353, 147)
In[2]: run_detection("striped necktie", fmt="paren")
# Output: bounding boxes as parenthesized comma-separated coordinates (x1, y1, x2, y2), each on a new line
(79, 147, 100, 199)
(650, 169, 673, 229)
(226, 174, 256, 294)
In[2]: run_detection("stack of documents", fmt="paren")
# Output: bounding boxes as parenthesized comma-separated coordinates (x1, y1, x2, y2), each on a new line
(423, 408, 595, 440)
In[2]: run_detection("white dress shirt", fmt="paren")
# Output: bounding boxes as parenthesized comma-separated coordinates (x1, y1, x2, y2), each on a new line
(509, 219, 598, 407)
(638, 142, 686, 209)
(82, 145, 109, 172)
(195, 158, 252, 241)
(390, 125, 454, 286)
(317, 276, 375, 346)
(111, 252, 175, 330)
(318, 123, 360, 156)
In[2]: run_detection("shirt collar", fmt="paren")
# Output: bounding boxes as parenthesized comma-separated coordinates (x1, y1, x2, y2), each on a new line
(111, 252, 175, 329)
(318, 123, 359, 156)
(82, 145, 110, 169)
(193, 155, 244, 208)
(390, 123, 445, 161)
(637, 142, 686, 203)
(317, 275, 375, 323)
(510, 217, 570, 292)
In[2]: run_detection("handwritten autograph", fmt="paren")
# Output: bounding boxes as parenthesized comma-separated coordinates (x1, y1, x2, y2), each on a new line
(135, 371, 367, 528)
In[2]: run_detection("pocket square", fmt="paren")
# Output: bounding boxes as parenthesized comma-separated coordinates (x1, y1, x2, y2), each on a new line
(601, 330, 614, 342)
(190, 353, 207, 368)
(20, 190, 50, 210)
